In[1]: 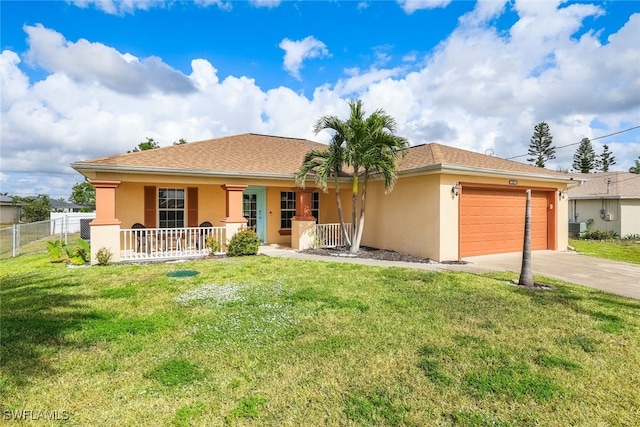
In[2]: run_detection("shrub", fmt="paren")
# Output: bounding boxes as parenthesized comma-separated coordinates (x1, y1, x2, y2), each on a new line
(581, 230, 617, 241)
(227, 228, 260, 257)
(96, 247, 113, 266)
(205, 235, 222, 254)
(46, 238, 91, 265)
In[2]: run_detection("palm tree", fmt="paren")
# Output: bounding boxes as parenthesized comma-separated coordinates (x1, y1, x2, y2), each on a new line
(295, 133, 351, 247)
(305, 99, 408, 253)
(518, 189, 534, 287)
(350, 109, 409, 252)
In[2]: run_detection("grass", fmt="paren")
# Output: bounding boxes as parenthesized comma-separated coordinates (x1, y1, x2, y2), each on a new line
(1, 253, 640, 426)
(570, 238, 640, 264)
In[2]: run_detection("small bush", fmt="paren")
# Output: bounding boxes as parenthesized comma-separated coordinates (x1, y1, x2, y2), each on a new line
(581, 230, 617, 241)
(96, 247, 113, 266)
(205, 235, 221, 253)
(46, 238, 91, 265)
(227, 228, 260, 257)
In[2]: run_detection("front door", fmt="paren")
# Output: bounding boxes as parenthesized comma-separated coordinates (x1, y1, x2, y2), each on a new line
(243, 187, 266, 242)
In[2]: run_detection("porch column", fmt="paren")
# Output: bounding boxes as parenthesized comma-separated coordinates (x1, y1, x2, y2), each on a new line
(221, 184, 248, 244)
(89, 180, 121, 264)
(291, 188, 316, 250)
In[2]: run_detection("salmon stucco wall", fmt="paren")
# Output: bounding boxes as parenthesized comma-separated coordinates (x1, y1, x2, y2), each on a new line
(361, 173, 569, 261)
(361, 174, 442, 260)
(115, 182, 227, 229)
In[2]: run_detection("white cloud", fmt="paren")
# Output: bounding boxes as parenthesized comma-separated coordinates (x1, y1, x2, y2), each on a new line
(279, 36, 330, 80)
(71, 0, 161, 15)
(397, 0, 452, 14)
(249, 0, 281, 8)
(1, 2, 639, 199)
(23, 25, 195, 95)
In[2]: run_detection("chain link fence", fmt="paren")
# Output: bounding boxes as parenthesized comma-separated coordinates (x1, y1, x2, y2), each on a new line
(0, 215, 94, 259)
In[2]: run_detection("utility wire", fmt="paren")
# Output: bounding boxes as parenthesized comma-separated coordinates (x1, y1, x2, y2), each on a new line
(505, 125, 640, 160)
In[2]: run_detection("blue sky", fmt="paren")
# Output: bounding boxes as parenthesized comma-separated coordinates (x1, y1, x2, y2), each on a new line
(1, 0, 640, 199)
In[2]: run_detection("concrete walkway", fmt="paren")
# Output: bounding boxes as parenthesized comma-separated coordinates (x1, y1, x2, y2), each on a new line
(258, 246, 640, 300)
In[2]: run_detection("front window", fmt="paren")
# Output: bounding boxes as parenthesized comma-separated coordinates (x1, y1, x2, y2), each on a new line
(158, 188, 184, 228)
(312, 192, 319, 223)
(280, 191, 320, 229)
(280, 191, 296, 229)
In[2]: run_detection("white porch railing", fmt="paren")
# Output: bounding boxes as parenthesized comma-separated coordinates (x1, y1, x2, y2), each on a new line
(120, 226, 225, 261)
(315, 223, 352, 248)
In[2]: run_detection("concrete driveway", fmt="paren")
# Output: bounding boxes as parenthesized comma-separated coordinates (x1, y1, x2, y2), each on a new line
(463, 250, 640, 300)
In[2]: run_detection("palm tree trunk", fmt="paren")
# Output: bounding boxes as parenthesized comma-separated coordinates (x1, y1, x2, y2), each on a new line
(351, 174, 368, 253)
(333, 176, 351, 247)
(518, 189, 534, 287)
(351, 174, 358, 249)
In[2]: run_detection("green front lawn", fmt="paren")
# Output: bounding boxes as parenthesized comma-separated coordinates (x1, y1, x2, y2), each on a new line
(1, 253, 639, 426)
(570, 238, 640, 264)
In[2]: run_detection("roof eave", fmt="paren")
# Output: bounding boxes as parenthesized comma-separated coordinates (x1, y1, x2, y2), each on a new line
(569, 195, 639, 200)
(400, 164, 575, 183)
(70, 163, 299, 181)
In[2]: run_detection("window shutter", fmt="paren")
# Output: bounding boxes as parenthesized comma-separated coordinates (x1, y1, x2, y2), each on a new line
(187, 187, 198, 227)
(144, 186, 156, 228)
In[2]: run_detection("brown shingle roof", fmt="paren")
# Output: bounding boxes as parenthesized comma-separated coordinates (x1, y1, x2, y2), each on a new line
(72, 134, 572, 181)
(75, 133, 327, 176)
(399, 143, 570, 178)
(567, 172, 640, 198)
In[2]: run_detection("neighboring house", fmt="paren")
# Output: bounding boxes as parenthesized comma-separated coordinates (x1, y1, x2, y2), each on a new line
(567, 171, 640, 238)
(71, 133, 574, 264)
(0, 195, 22, 224)
(51, 199, 89, 213)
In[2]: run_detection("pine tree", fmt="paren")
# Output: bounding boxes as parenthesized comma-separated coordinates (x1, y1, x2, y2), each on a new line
(128, 137, 160, 153)
(598, 144, 616, 172)
(572, 138, 597, 173)
(527, 122, 556, 168)
(630, 156, 640, 174)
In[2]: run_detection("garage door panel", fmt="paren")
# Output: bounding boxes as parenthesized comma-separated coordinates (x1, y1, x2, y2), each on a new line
(460, 188, 550, 257)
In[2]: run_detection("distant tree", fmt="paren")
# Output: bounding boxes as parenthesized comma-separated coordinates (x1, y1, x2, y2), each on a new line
(572, 138, 597, 173)
(69, 181, 96, 211)
(527, 122, 556, 168)
(630, 156, 640, 174)
(128, 137, 160, 153)
(598, 144, 616, 172)
(15, 194, 51, 222)
(173, 138, 188, 145)
(555, 166, 570, 173)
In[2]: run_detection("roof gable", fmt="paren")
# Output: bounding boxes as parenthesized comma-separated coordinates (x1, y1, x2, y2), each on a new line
(399, 143, 570, 178)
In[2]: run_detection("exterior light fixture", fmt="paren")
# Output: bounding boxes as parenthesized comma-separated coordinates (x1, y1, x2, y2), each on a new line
(559, 189, 568, 200)
(451, 183, 460, 197)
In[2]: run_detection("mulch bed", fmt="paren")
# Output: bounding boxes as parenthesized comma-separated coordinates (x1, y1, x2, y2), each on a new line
(301, 246, 467, 264)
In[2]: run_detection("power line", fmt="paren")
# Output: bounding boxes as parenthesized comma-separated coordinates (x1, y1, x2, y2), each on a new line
(611, 173, 640, 184)
(505, 125, 640, 160)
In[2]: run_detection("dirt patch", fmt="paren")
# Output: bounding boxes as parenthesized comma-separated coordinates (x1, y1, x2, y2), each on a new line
(301, 246, 466, 264)
(509, 280, 556, 291)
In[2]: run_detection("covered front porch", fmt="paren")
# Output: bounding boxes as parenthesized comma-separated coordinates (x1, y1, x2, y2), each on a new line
(88, 180, 349, 264)
(120, 225, 226, 261)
